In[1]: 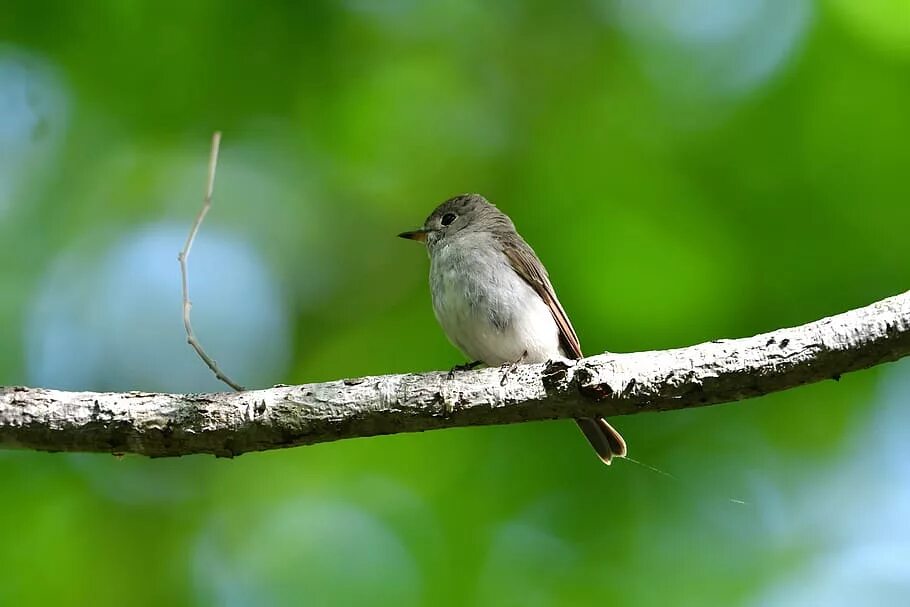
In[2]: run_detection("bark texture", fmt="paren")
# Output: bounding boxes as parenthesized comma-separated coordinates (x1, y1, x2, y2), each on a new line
(2, 291, 909, 457)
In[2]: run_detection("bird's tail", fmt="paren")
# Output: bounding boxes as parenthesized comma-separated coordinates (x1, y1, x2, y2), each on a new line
(575, 417, 627, 465)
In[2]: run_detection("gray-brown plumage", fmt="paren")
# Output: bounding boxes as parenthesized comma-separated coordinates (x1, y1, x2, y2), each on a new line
(399, 193, 627, 465)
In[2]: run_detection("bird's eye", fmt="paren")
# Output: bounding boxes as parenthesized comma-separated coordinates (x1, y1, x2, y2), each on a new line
(441, 213, 457, 226)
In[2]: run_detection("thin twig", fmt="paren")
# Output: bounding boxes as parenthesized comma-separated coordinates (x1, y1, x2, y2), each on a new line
(177, 131, 245, 391)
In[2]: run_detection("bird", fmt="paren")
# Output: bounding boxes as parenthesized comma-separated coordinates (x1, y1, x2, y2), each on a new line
(399, 193, 626, 465)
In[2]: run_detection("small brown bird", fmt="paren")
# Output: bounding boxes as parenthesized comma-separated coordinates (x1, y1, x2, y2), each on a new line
(400, 193, 626, 464)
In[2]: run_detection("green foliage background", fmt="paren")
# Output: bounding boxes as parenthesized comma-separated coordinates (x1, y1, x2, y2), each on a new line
(1, 1, 909, 605)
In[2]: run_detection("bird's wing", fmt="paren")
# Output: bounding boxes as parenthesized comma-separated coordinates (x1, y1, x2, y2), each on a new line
(499, 234, 627, 465)
(499, 237, 583, 359)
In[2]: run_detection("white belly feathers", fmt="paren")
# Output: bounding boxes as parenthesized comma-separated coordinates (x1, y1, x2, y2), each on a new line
(428, 234, 562, 365)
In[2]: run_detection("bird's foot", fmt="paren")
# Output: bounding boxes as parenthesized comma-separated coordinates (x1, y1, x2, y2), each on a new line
(499, 351, 528, 386)
(447, 360, 482, 380)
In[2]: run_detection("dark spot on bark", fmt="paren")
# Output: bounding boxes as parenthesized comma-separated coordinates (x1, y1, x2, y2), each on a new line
(215, 440, 237, 458)
(106, 426, 129, 451)
(255, 400, 267, 415)
(766, 337, 776, 346)
(574, 365, 592, 384)
(580, 384, 613, 401)
(431, 392, 451, 416)
(542, 360, 570, 387)
(575, 367, 614, 401)
(779, 338, 790, 348)
(343, 378, 364, 386)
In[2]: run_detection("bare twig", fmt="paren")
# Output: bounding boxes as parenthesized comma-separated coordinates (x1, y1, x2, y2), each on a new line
(2, 290, 909, 457)
(177, 131, 244, 391)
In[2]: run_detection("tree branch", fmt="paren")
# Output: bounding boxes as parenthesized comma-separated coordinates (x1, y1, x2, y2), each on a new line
(3, 290, 909, 457)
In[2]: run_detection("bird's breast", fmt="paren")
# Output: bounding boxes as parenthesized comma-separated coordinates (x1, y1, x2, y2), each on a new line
(428, 239, 561, 365)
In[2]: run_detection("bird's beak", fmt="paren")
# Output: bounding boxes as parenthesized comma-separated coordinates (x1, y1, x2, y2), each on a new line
(398, 228, 429, 242)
